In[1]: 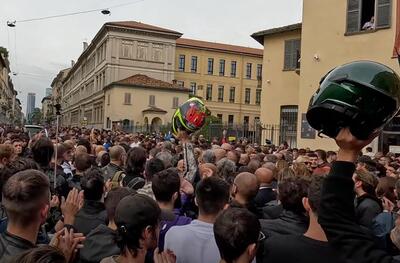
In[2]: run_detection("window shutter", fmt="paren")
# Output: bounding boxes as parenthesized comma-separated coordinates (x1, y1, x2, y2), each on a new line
(346, 0, 360, 33)
(292, 39, 301, 69)
(376, 0, 391, 28)
(284, 40, 293, 70)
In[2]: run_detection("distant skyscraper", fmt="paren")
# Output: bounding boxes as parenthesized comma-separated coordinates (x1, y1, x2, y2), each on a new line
(46, 88, 52, 97)
(26, 93, 36, 117)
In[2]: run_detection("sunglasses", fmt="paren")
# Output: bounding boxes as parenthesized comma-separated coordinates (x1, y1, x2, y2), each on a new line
(304, 162, 311, 165)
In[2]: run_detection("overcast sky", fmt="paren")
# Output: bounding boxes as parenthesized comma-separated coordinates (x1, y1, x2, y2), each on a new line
(0, 0, 302, 114)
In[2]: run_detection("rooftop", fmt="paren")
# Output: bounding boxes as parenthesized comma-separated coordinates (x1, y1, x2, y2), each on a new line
(41, 96, 52, 103)
(176, 38, 263, 57)
(142, 106, 167, 113)
(251, 23, 302, 45)
(109, 74, 190, 92)
(105, 21, 182, 37)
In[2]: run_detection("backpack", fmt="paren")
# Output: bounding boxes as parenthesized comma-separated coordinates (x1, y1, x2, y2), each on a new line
(111, 171, 126, 189)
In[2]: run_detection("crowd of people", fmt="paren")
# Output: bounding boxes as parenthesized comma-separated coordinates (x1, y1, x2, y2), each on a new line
(0, 125, 400, 263)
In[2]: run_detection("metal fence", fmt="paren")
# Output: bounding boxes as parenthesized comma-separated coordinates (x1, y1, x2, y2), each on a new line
(117, 122, 297, 148)
(119, 124, 172, 134)
(207, 123, 297, 147)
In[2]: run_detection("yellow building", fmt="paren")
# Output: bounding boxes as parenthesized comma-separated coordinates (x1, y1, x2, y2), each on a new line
(253, 0, 399, 151)
(104, 74, 189, 131)
(55, 20, 263, 132)
(175, 38, 263, 126)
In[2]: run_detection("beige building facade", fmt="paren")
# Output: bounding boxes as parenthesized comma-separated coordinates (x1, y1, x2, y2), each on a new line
(59, 21, 182, 129)
(253, 0, 399, 151)
(41, 96, 52, 123)
(104, 74, 189, 131)
(175, 39, 263, 126)
(56, 21, 263, 131)
(0, 53, 21, 125)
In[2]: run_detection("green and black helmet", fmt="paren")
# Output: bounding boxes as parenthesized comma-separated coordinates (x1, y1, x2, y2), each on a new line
(172, 97, 211, 136)
(307, 61, 400, 139)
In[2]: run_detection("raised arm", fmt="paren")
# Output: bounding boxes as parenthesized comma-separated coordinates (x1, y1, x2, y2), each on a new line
(318, 128, 395, 263)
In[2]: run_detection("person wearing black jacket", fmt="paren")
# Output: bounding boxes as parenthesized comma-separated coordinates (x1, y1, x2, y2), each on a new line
(74, 167, 107, 236)
(79, 187, 132, 263)
(260, 176, 309, 237)
(354, 169, 382, 229)
(319, 128, 400, 263)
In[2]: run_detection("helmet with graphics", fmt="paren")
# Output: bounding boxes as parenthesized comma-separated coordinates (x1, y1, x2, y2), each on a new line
(172, 97, 211, 135)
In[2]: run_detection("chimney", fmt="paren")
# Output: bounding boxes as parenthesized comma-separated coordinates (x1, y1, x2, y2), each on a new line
(83, 42, 88, 51)
(71, 60, 75, 67)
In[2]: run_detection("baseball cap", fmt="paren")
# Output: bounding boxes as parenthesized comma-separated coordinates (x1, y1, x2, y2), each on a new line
(115, 194, 161, 234)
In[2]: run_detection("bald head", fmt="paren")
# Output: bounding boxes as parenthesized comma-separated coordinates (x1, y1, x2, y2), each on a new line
(109, 145, 126, 162)
(221, 143, 232, 151)
(234, 172, 260, 202)
(239, 154, 250, 166)
(255, 168, 274, 186)
(214, 148, 226, 162)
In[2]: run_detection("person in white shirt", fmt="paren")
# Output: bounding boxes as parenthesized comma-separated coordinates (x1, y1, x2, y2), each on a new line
(362, 16, 375, 30)
(164, 177, 230, 263)
(364, 146, 375, 158)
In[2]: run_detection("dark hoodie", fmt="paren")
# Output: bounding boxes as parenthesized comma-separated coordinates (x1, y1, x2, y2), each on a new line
(355, 193, 383, 230)
(78, 224, 119, 263)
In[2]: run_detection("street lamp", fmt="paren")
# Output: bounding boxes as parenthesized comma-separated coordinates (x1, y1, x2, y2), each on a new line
(101, 9, 111, 15)
(7, 21, 16, 27)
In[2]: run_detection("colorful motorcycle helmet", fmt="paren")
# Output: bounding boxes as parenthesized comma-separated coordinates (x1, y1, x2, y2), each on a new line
(306, 61, 400, 139)
(172, 97, 211, 136)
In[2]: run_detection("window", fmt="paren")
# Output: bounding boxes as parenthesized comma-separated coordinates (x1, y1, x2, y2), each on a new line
(284, 39, 301, 70)
(191, 56, 198, 73)
(219, 59, 225, 76)
(173, 97, 179, 108)
(245, 88, 251, 104)
(246, 63, 252, 79)
(244, 116, 249, 125)
(280, 106, 298, 148)
(229, 87, 235, 103)
(107, 94, 110, 105)
(149, 95, 155, 106)
(256, 89, 261, 105)
(218, 86, 224, 102)
(190, 82, 197, 95)
(346, 0, 391, 34)
(153, 44, 163, 62)
(206, 84, 213, 101)
(257, 64, 262, 80)
(106, 117, 111, 129)
(177, 81, 184, 87)
(228, 115, 234, 124)
(121, 41, 132, 58)
(138, 42, 148, 60)
(208, 58, 214, 75)
(217, 114, 223, 121)
(124, 93, 131, 105)
(231, 61, 237, 77)
(178, 55, 185, 72)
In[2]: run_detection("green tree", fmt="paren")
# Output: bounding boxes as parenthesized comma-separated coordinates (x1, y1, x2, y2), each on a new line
(195, 115, 222, 141)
